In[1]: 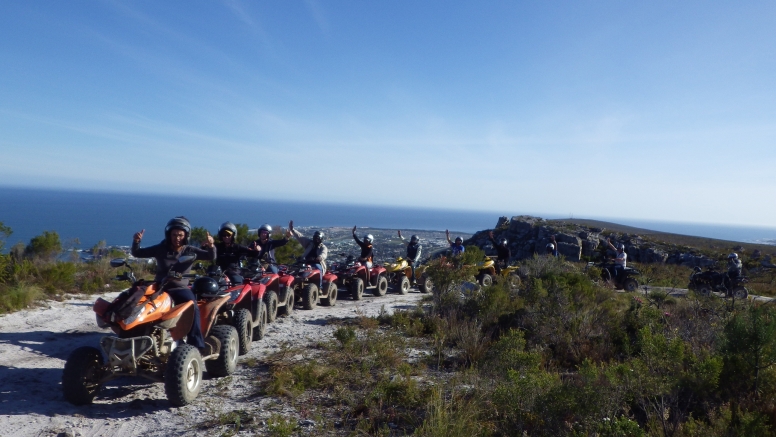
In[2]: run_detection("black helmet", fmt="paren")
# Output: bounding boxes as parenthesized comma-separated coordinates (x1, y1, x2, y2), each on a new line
(499, 238, 508, 246)
(364, 234, 374, 244)
(410, 235, 419, 243)
(219, 221, 237, 238)
(192, 276, 219, 295)
(313, 231, 325, 244)
(165, 216, 191, 244)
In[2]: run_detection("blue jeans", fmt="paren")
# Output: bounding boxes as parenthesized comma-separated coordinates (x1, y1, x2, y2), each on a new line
(264, 264, 279, 274)
(409, 260, 419, 283)
(166, 286, 205, 349)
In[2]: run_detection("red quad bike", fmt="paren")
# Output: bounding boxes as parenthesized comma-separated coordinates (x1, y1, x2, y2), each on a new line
(243, 261, 296, 323)
(334, 253, 388, 300)
(192, 264, 268, 355)
(63, 256, 239, 407)
(286, 259, 339, 310)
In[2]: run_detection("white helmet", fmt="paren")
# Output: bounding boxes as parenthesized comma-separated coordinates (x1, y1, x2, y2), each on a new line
(364, 234, 374, 244)
(728, 253, 738, 259)
(546, 243, 555, 251)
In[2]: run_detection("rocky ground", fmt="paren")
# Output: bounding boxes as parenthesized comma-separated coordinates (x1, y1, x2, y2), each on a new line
(0, 287, 429, 437)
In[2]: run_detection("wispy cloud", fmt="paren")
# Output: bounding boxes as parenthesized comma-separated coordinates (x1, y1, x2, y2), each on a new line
(304, 0, 330, 35)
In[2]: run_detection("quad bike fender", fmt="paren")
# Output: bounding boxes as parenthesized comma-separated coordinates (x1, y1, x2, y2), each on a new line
(93, 297, 111, 318)
(199, 294, 231, 337)
(165, 302, 196, 341)
(251, 283, 266, 300)
(323, 272, 338, 283)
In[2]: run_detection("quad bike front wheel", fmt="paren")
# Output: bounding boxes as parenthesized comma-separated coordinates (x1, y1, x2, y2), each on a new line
(374, 275, 388, 297)
(732, 286, 749, 299)
(349, 278, 364, 300)
(321, 282, 338, 307)
(623, 278, 638, 292)
(302, 283, 319, 310)
(397, 276, 410, 295)
(164, 345, 203, 407)
(508, 273, 521, 290)
(253, 301, 268, 340)
(263, 290, 279, 323)
(280, 288, 295, 316)
(697, 285, 712, 297)
(62, 346, 105, 405)
(206, 325, 239, 377)
(234, 308, 253, 355)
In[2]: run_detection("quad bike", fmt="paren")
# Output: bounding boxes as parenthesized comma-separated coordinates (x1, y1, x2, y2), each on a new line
(285, 260, 339, 310)
(334, 253, 388, 300)
(471, 256, 521, 289)
(243, 261, 296, 323)
(384, 257, 434, 294)
(62, 256, 239, 407)
(688, 266, 749, 299)
(192, 264, 268, 355)
(588, 261, 641, 291)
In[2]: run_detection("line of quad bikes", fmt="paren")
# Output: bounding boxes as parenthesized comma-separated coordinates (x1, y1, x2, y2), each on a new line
(62, 250, 750, 407)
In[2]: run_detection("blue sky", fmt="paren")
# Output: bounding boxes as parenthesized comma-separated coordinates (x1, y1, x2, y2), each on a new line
(1, 1, 774, 227)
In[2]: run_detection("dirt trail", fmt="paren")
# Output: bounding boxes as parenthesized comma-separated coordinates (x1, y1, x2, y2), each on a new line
(0, 289, 425, 437)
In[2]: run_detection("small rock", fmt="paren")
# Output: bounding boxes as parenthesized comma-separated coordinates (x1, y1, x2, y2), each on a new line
(298, 419, 316, 427)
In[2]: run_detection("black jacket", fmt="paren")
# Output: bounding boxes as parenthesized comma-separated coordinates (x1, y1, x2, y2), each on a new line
(215, 242, 258, 273)
(255, 237, 289, 265)
(131, 240, 216, 288)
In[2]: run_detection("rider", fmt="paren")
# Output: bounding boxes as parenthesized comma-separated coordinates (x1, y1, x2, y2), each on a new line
(131, 217, 216, 354)
(606, 238, 627, 282)
(725, 252, 743, 289)
(289, 220, 327, 289)
(488, 231, 511, 273)
(546, 235, 559, 258)
(214, 221, 259, 285)
(445, 230, 465, 257)
(352, 226, 375, 269)
(254, 223, 291, 273)
(398, 230, 422, 285)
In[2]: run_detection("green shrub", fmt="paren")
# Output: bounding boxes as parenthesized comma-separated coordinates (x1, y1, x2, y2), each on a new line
(25, 231, 62, 260)
(37, 262, 77, 294)
(0, 283, 43, 313)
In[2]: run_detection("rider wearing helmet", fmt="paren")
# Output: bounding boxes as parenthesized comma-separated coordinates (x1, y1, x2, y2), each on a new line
(214, 221, 259, 285)
(253, 223, 291, 274)
(606, 238, 627, 281)
(727, 253, 742, 278)
(130, 217, 216, 353)
(398, 230, 422, 285)
(445, 230, 465, 257)
(546, 235, 559, 258)
(352, 226, 375, 269)
(488, 231, 512, 272)
(289, 220, 327, 288)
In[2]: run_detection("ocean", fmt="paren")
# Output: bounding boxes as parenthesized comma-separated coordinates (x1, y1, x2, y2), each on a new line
(1, 187, 775, 251)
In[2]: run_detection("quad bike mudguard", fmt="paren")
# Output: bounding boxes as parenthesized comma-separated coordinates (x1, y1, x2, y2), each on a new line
(199, 294, 231, 336)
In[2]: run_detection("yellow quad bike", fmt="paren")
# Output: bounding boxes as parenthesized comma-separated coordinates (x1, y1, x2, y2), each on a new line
(384, 257, 433, 294)
(474, 256, 521, 289)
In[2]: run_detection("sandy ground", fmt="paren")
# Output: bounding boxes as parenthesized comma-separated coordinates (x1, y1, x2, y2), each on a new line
(0, 288, 426, 437)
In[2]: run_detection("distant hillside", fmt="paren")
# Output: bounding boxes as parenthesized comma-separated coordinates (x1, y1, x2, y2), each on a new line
(552, 218, 776, 255)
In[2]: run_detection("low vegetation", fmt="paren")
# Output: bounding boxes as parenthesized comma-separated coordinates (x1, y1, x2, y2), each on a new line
(220, 254, 776, 436)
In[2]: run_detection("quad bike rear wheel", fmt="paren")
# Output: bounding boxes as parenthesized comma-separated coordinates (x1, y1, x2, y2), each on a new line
(349, 278, 364, 300)
(698, 285, 712, 297)
(62, 346, 105, 405)
(234, 308, 253, 355)
(479, 274, 493, 287)
(302, 283, 319, 310)
(321, 282, 338, 306)
(164, 345, 203, 407)
(253, 301, 268, 340)
(397, 276, 410, 295)
(206, 325, 239, 377)
(623, 278, 638, 292)
(263, 290, 279, 323)
(373, 275, 388, 297)
(419, 275, 433, 294)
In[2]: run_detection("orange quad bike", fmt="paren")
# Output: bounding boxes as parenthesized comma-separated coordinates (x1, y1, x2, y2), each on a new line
(62, 257, 239, 407)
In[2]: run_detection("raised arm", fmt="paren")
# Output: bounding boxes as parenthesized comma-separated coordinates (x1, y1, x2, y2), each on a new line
(445, 229, 452, 245)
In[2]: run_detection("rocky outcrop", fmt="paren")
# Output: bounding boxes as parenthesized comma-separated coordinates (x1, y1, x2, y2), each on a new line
(465, 216, 719, 266)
